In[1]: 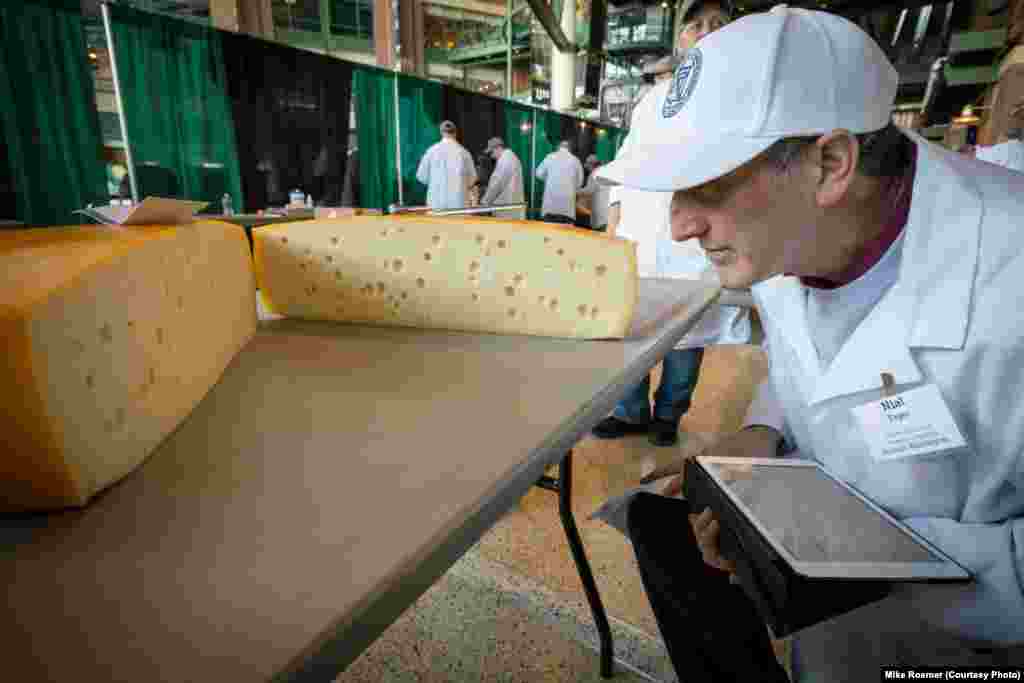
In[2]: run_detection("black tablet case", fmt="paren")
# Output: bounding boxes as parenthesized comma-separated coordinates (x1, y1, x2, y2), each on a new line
(683, 458, 893, 638)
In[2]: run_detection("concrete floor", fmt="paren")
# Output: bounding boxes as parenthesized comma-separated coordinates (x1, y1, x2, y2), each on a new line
(338, 345, 780, 682)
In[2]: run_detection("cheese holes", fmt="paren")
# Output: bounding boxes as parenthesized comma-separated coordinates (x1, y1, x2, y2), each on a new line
(557, 248, 565, 256)
(497, 239, 507, 249)
(416, 277, 426, 288)
(424, 252, 432, 261)
(335, 270, 343, 280)
(469, 260, 480, 272)
(376, 282, 387, 294)
(596, 265, 607, 277)
(401, 291, 409, 300)
(472, 293, 480, 301)
(578, 304, 588, 316)
(475, 234, 486, 245)
(432, 234, 442, 246)
(507, 307, 517, 318)
(380, 229, 389, 238)
(127, 320, 135, 329)
(99, 323, 113, 343)
(543, 237, 552, 244)
(148, 367, 157, 385)
(590, 306, 600, 319)
(85, 374, 95, 389)
(513, 273, 525, 285)
(325, 255, 334, 264)
(281, 236, 289, 244)
(330, 236, 339, 245)
(156, 327, 165, 344)
(538, 295, 546, 304)
(392, 258, 404, 272)
(549, 298, 559, 311)
(568, 259, 577, 272)
(505, 286, 515, 297)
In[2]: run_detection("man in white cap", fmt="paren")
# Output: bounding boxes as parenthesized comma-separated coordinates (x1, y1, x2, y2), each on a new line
(577, 154, 611, 231)
(599, 6, 1024, 680)
(416, 120, 477, 211)
(535, 140, 584, 224)
(592, 0, 747, 448)
(480, 137, 526, 219)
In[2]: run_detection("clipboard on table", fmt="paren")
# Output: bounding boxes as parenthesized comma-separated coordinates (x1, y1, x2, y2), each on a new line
(75, 197, 209, 226)
(683, 456, 972, 638)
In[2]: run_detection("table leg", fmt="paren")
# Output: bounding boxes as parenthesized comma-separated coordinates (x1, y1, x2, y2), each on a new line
(536, 451, 615, 678)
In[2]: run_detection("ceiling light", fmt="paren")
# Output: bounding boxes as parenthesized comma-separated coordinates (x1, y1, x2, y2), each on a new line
(88, 52, 98, 60)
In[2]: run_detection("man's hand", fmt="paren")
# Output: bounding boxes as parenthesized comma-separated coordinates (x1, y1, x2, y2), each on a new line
(639, 425, 782, 497)
(690, 507, 737, 573)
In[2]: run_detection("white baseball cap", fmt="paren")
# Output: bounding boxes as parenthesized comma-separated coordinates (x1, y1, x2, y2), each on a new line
(596, 6, 898, 192)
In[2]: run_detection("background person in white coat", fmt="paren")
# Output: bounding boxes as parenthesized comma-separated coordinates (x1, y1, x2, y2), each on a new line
(599, 7, 1024, 681)
(577, 155, 611, 230)
(592, 0, 745, 448)
(480, 137, 525, 219)
(535, 140, 583, 224)
(415, 120, 477, 211)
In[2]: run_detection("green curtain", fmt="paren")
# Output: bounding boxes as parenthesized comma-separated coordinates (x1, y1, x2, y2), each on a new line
(595, 126, 617, 163)
(397, 73, 443, 208)
(353, 66, 398, 212)
(109, 5, 242, 212)
(502, 103, 534, 209)
(0, 0, 107, 226)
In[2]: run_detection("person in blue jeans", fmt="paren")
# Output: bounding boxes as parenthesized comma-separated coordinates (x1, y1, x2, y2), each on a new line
(594, 349, 704, 447)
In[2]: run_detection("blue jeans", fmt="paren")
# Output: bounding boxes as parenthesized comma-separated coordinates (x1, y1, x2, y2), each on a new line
(613, 348, 704, 425)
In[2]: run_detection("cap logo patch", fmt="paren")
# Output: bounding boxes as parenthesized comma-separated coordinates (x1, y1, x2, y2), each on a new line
(662, 49, 702, 119)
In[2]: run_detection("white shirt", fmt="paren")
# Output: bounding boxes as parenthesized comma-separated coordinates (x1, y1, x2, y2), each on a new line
(975, 139, 1024, 174)
(579, 170, 611, 228)
(535, 149, 584, 218)
(416, 137, 478, 210)
(481, 149, 525, 208)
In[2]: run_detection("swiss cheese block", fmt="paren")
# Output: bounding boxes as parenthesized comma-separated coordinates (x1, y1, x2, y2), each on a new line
(253, 216, 638, 338)
(0, 222, 257, 511)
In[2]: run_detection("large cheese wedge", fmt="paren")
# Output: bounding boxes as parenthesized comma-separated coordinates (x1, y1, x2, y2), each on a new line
(253, 216, 638, 338)
(0, 222, 257, 511)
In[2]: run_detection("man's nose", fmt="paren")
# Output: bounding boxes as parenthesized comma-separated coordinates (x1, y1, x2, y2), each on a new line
(671, 213, 711, 242)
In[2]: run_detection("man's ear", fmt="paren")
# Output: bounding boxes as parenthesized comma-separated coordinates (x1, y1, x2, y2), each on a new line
(813, 130, 859, 208)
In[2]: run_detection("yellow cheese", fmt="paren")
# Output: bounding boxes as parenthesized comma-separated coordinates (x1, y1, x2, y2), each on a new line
(0, 222, 257, 512)
(253, 216, 638, 339)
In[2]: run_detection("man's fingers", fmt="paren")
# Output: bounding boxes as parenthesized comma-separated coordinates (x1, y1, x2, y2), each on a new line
(660, 473, 684, 497)
(639, 461, 683, 484)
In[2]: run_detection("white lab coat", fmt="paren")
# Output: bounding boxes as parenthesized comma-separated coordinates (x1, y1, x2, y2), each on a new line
(975, 139, 1024, 173)
(578, 171, 611, 229)
(745, 134, 1024, 672)
(416, 137, 478, 211)
(481, 149, 525, 219)
(535, 149, 584, 219)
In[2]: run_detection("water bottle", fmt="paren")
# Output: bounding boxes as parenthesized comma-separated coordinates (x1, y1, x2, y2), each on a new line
(289, 189, 304, 206)
(222, 193, 234, 216)
(305, 194, 313, 209)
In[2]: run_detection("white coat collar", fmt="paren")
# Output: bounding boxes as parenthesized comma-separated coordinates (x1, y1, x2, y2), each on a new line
(752, 134, 982, 406)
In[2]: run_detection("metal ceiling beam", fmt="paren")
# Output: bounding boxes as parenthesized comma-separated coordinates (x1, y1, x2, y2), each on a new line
(525, 0, 576, 52)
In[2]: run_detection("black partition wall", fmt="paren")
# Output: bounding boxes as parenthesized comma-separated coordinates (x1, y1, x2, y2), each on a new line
(220, 31, 352, 211)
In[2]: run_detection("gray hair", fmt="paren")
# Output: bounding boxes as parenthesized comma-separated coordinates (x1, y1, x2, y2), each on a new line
(1008, 127, 1023, 141)
(759, 123, 914, 179)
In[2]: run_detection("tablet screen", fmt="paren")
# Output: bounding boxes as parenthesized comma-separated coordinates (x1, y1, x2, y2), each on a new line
(707, 462, 940, 563)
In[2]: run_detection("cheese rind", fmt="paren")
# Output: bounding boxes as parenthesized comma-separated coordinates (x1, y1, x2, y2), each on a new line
(0, 222, 257, 511)
(253, 216, 638, 339)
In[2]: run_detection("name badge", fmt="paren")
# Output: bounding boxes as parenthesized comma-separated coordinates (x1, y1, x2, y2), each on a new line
(851, 384, 967, 461)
